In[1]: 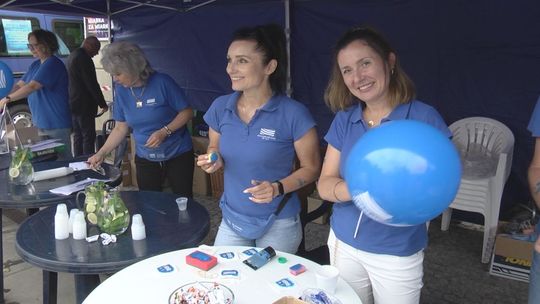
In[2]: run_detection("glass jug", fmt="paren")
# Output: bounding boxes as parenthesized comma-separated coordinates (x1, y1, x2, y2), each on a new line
(8, 147, 34, 185)
(77, 181, 107, 225)
(76, 183, 130, 235)
(97, 189, 130, 235)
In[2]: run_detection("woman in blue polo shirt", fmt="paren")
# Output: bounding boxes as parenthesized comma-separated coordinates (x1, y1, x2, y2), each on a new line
(317, 27, 451, 304)
(0, 29, 72, 159)
(88, 42, 194, 197)
(197, 24, 320, 253)
(528, 97, 540, 304)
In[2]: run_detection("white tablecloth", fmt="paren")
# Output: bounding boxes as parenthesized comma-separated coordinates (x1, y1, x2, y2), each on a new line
(83, 245, 361, 303)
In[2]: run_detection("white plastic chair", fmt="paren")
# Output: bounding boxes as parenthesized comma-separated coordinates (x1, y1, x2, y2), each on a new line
(440, 117, 514, 263)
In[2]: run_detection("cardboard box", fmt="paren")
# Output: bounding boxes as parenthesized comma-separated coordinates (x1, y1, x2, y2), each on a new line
(210, 168, 224, 198)
(192, 136, 209, 156)
(191, 136, 210, 196)
(121, 162, 133, 187)
(129, 136, 138, 188)
(489, 234, 534, 282)
(193, 165, 210, 196)
(307, 191, 330, 225)
(272, 296, 307, 304)
(6, 125, 40, 147)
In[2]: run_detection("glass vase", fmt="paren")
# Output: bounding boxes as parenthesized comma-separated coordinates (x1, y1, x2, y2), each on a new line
(8, 147, 34, 185)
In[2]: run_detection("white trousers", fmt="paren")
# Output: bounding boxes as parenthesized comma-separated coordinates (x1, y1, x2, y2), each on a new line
(327, 229, 424, 304)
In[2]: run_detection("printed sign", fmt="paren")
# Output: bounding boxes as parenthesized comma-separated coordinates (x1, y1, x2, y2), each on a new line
(84, 17, 109, 40)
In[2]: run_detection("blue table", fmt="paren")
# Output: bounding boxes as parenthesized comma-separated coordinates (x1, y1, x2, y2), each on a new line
(15, 191, 210, 304)
(0, 157, 119, 304)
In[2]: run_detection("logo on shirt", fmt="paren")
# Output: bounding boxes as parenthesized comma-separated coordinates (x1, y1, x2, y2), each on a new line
(146, 98, 156, 105)
(257, 128, 276, 141)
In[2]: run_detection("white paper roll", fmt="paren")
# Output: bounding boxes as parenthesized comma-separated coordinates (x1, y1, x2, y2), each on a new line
(33, 167, 74, 182)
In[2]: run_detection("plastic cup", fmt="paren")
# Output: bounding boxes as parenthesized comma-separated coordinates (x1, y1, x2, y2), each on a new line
(316, 265, 339, 294)
(176, 197, 188, 211)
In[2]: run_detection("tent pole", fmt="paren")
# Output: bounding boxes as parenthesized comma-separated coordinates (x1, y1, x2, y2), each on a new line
(107, 0, 115, 107)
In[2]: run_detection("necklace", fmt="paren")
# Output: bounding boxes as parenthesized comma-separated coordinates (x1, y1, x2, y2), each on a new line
(364, 108, 392, 128)
(129, 86, 146, 108)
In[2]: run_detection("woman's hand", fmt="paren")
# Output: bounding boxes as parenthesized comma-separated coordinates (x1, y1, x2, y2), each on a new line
(243, 180, 276, 204)
(0, 96, 10, 110)
(145, 128, 168, 148)
(196, 152, 222, 173)
(87, 152, 105, 169)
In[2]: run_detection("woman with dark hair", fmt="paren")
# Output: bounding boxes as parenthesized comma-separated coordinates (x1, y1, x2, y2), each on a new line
(88, 41, 194, 197)
(317, 27, 451, 303)
(197, 24, 320, 253)
(0, 29, 71, 158)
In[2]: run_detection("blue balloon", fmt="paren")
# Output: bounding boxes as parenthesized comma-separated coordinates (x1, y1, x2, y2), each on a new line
(344, 120, 461, 226)
(0, 61, 14, 99)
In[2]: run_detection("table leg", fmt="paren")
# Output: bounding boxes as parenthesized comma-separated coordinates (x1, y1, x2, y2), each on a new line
(43, 270, 57, 304)
(74, 274, 100, 304)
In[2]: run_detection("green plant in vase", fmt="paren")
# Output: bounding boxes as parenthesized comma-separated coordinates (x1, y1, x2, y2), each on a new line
(97, 189, 130, 235)
(8, 147, 34, 185)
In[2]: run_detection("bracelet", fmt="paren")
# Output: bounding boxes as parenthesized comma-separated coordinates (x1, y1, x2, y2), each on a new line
(163, 125, 172, 136)
(273, 180, 284, 197)
(333, 180, 344, 202)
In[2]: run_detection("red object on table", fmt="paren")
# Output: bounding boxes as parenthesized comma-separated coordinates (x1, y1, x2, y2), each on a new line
(186, 250, 217, 271)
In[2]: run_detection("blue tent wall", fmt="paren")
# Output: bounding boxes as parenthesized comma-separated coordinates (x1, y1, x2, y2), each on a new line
(112, 2, 285, 111)
(106, 0, 540, 218)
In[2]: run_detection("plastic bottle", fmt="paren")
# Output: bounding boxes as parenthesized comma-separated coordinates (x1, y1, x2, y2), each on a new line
(131, 214, 146, 240)
(72, 211, 87, 240)
(54, 204, 69, 240)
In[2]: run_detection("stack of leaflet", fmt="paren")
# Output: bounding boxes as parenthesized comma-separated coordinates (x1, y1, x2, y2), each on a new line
(28, 139, 65, 160)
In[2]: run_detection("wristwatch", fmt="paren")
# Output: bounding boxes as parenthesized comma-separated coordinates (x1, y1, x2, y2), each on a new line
(273, 180, 284, 196)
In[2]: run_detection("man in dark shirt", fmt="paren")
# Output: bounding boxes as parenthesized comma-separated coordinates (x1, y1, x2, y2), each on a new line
(67, 36, 108, 156)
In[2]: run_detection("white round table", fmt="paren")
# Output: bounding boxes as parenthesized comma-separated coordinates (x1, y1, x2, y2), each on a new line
(83, 245, 361, 303)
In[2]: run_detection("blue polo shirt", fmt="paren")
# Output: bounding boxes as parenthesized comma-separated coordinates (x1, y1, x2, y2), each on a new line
(528, 96, 540, 233)
(529, 96, 540, 137)
(113, 72, 192, 161)
(325, 100, 451, 256)
(22, 56, 71, 129)
(204, 92, 316, 219)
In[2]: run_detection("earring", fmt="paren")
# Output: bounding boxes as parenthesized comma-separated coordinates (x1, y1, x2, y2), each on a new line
(391, 68, 395, 75)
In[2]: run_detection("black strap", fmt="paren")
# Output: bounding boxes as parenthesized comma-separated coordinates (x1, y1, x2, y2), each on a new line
(274, 192, 292, 216)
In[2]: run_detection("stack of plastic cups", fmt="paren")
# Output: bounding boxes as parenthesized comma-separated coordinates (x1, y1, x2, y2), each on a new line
(131, 214, 146, 240)
(54, 204, 69, 240)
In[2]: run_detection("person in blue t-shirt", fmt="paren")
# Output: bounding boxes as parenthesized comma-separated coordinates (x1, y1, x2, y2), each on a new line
(527, 97, 540, 304)
(317, 27, 451, 304)
(0, 29, 72, 159)
(196, 24, 321, 254)
(88, 42, 194, 197)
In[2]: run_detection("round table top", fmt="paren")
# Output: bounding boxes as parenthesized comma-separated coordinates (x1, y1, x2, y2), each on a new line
(82, 245, 362, 304)
(0, 158, 120, 208)
(15, 191, 210, 274)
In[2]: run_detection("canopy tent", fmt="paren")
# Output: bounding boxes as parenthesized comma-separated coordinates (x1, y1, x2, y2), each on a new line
(2, 0, 540, 219)
(0, 0, 223, 16)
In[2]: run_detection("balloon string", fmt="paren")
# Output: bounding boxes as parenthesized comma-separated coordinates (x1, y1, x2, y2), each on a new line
(353, 210, 363, 239)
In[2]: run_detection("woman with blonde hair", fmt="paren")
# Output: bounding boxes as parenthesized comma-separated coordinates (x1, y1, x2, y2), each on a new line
(88, 41, 194, 196)
(318, 27, 450, 304)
